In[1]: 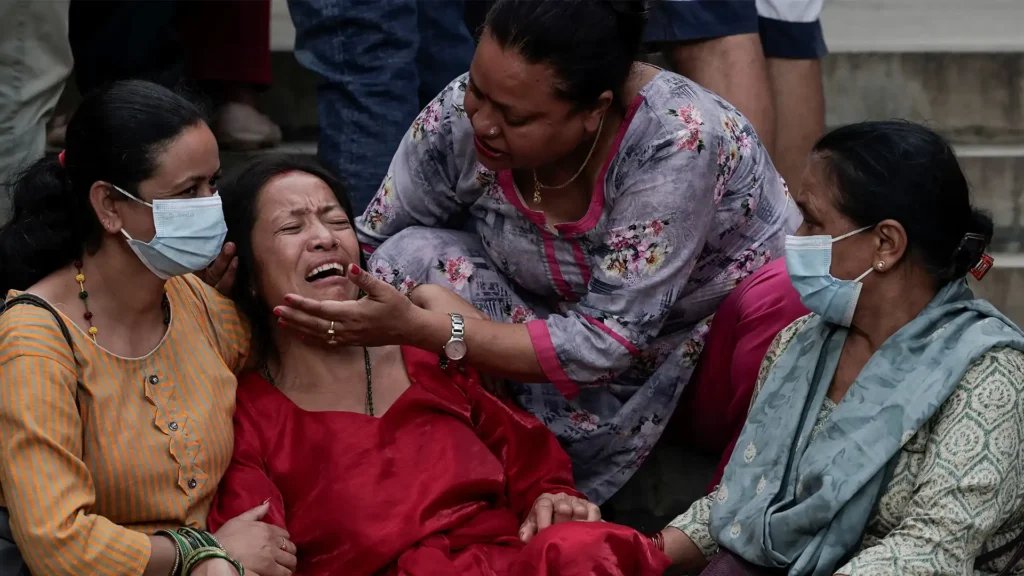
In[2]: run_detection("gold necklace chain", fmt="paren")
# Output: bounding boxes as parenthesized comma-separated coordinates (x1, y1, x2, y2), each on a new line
(531, 113, 606, 204)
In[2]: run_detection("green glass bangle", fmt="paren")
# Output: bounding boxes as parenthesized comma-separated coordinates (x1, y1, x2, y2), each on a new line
(182, 546, 244, 576)
(178, 527, 221, 550)
(155, 529, 190, 576)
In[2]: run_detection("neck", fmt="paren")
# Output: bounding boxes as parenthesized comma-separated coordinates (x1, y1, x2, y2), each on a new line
(80, 242, 167, 326)
(535, 104, 623, 188)
(849, 273, 936, 351)
(271, 331, 367, 393)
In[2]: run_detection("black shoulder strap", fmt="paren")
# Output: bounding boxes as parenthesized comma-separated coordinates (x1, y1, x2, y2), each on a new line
(0, 294, 75, 351)
(976, 529, 1024, 575)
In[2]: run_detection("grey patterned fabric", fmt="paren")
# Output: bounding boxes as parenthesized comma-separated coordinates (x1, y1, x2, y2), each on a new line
(706, 280, 1024, 575)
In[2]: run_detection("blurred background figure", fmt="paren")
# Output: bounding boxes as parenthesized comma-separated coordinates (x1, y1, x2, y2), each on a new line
(0, 0, 73, 220)
(65, 0, 281, 150)
(645, 0, 826, 189)
(286, 0, 475, 212)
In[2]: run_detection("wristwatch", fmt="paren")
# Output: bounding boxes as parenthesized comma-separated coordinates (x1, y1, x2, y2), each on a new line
(440, 313, 467, 369)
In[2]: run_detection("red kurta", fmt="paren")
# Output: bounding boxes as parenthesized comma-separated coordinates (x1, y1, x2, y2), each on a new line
(208, 347, 669, 576)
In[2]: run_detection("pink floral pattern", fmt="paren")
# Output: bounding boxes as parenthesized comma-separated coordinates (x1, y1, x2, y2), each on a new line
(364, 174, 396, 233)
(435, 256, 475, 290)
(411, 99, 442, 142)
(509, 305, 536, 324)
(713, 115, 756, 204)
(667, 104, 706, 153)
(475, 167, 505, 204)
(569, 410, 600, 432)
(725, 247, 773, 283)
(370, 259, 419, 296)
(600, 220, 672, 285)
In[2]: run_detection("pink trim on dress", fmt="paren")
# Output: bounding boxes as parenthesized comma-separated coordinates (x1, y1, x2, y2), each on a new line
(543, 231, 579, 302)
(360, 243, 377, 254)
(571, 240, 592, 286)
(497, 171, 546, 227)
(556, 94, 645, 236)
(496, 93, 647, 237)
(526, 320, 581, 399)
(581, 315, 641, 356)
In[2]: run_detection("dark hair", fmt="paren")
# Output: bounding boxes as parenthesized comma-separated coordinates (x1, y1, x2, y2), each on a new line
(0, 80, 205, 294)
(220, 155, 361, 360)
(813, 120, 994, 285)
(484, 0, 648, 107)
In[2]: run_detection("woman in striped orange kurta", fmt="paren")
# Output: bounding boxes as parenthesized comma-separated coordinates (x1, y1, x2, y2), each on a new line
(0, 81, 294, 576)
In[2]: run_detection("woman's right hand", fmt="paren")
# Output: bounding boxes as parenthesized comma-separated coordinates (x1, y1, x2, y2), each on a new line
(213, 501, 297, 576)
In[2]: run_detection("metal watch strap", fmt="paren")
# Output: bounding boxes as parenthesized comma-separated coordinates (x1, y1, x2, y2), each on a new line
(439, 313, 465, 369)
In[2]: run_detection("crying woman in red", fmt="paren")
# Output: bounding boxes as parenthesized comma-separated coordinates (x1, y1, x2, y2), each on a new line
(206, 156, 669, 576)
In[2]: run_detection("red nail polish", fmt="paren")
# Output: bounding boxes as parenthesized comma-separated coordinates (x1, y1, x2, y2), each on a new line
(262, 497, 271, 505)
(273, 309, 283, 317)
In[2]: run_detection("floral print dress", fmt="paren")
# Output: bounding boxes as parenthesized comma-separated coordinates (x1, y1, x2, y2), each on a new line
(356, 70, 801, 504)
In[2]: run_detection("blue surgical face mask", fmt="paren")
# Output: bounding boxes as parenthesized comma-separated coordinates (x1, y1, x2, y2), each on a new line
(785, 226, 874, 327)
(114, 185, 228, 280)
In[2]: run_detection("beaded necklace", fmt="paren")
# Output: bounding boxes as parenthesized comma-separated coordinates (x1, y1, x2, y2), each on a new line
(73, 260, 170, 342)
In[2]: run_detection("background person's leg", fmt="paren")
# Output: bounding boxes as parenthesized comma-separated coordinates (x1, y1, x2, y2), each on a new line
(69, 0, 183, 95)
(647, 0, 775, 154)
(757, 0, 827, 190)
(0, 0, 73, 220)
(287, 0, 420, 214)
(416, 0, 475, 108)
(180, 0, 282, 150)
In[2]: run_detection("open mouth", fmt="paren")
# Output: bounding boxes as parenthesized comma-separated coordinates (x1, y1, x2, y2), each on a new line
(474, 136, 505, 159)
(305, 262, 347, 283)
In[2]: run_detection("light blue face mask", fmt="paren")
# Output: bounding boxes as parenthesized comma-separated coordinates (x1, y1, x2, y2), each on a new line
(114, 185, 228, 280)
(785, 226, 874, 327)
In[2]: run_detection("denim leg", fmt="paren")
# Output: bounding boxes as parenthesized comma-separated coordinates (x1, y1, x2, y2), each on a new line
(415, 0, 475, 108)
(287, 0, 420, 213)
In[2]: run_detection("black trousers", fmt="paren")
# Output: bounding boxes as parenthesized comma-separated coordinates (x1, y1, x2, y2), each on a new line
(69, 0, 184, 96)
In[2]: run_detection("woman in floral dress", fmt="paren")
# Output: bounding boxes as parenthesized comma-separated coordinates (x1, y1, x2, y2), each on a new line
(274, 0, 800, 504)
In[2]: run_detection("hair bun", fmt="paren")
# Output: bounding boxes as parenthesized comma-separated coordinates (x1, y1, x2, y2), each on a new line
(949, 208, 994, 280)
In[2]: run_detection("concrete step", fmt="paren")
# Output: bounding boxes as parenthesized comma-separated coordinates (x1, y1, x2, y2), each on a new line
(260, 50, 1024, 146)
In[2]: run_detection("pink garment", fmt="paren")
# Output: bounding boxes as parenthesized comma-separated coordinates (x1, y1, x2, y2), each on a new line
(675, 258, 808, 490)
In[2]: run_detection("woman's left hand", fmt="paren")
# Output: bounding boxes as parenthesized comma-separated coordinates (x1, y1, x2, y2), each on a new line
(519, 493, 601, 543)
(274, 264, 416, 348)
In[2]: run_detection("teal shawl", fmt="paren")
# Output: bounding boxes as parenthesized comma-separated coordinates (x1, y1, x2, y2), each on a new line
(708, 280, 1024, 575)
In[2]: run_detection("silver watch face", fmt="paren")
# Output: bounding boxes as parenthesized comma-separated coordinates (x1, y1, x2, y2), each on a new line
(444, 339, 468, 361)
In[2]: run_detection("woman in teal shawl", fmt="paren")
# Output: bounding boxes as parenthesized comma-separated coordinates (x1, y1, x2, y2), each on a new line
(659, 120, 1024, 575)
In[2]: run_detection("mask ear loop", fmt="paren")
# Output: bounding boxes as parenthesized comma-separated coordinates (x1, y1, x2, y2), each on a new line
(831, 225, 873, 243)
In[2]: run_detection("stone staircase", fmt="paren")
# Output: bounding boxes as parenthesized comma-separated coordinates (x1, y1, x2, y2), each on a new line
(257, 0, 1022, 325)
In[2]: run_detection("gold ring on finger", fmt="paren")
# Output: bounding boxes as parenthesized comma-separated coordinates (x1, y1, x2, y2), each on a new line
(327, 320, 337, 344)
(279, 537, 288, 551)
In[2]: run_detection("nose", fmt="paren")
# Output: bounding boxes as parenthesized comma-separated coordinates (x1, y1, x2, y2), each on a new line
(307, 222, 340, 251)
(471, 106, 500, 139)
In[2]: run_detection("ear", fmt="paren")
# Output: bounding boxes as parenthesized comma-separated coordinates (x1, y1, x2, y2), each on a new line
(872, 218, 908, 272)
(583, 90, 614, 132)
(89, 182, 125, 235)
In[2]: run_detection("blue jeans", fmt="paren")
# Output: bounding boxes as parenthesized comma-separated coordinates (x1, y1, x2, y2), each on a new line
(287, 0, 475, 213)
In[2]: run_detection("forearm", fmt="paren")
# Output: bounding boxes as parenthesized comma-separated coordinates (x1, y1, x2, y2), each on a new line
(407, 307, 546, 381)
(143, 535, 177, 576)
(662, 527, 709, 572)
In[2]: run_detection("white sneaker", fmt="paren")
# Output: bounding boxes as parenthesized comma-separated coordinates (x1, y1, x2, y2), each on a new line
(212, 102, 283, 150)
